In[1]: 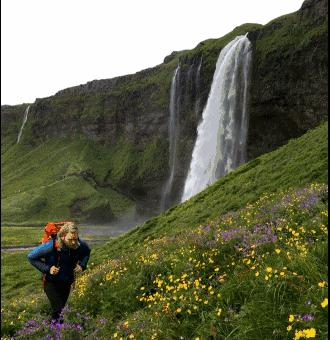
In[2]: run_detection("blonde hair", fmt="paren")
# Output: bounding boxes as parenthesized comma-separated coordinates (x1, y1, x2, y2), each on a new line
(57, 222, 80, 249)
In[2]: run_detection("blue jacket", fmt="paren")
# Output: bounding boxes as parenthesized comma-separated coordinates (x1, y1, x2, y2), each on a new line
(28, 238, 91, 283)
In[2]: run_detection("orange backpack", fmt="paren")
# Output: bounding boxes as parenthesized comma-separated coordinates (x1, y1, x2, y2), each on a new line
(41, 221, 73, 248)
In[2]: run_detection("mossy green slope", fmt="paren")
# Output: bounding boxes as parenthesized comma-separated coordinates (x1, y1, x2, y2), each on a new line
(94, 122, 328, 262)
(1, 136, 135, 225)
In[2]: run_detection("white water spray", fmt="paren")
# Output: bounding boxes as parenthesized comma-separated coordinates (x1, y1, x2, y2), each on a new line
(160, 64, 181, 210)
(17, 105, 31, 144)
(194, 57, 203, 117)
(181, 35, 252, 202)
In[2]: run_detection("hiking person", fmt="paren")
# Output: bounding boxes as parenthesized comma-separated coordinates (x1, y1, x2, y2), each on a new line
(27, 222, 91, 321)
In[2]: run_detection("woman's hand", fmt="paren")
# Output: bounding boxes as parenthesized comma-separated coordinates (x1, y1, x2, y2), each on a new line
(49, 266, 60, 275)
(74, 264, 82, 273)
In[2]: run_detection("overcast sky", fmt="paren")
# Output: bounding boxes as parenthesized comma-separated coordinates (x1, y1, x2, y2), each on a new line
(1, 0, 304, 106)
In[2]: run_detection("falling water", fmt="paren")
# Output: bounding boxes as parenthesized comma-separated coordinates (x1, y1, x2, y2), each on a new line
(160, 64, 181, 211)
(194, 57, 203, 117)
(17, 105, 31, 144)
(181, 35, 252, 202)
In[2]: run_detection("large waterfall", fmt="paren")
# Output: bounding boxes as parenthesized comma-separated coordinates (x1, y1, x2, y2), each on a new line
(17, 105, 31, 144)
(160, 64, 181, 211)
(181, 35, 252, 202)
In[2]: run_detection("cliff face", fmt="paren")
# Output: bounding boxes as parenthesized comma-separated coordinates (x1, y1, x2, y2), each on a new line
(1, 0, 327, 223)
(247, 0, 328, 159)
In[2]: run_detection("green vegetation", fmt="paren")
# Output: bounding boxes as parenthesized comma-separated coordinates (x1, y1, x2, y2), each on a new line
(1, 123, 327, 339)
(0, 225, 114, 247)
(254, 9, 328, 67)
(95, 122, 328, 262)
(1, 137, 135, 225)
(1, 227, 41, 247)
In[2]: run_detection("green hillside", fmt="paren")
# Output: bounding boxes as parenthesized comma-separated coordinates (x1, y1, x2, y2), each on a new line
(1, 122, 328, 339)
(1, 137, 138, 225)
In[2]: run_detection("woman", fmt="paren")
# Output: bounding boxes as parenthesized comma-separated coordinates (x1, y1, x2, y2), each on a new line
(28, 222, 91, 321)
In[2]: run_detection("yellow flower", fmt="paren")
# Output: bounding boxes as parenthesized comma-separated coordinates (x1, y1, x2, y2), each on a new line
(294, 328, 317, 339)
(287, 325, 292, 331)
(289, 314, 295, 322)
(321, 298, 328, 308)
(129, 335, 135, 339)
(304, 328, 316, 338)
(255, 271, 259, 277)
(176, 308, 182, 313)
(318, 281, 327, 288)
(275, 249, 281, 254)
(266, 267, 272, 273)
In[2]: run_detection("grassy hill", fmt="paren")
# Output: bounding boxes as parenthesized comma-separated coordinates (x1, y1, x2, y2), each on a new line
(1, 122, 328, 339)
(1, 136, 136, 225)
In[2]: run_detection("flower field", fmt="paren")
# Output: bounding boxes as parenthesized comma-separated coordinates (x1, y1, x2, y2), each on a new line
(1, 183, 328, 339)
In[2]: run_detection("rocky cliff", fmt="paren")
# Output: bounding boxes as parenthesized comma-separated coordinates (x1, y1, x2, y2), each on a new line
(1, 0, 327, 224)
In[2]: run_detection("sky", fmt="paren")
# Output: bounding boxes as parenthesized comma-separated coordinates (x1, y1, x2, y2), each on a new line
(1, 0, 304, 106)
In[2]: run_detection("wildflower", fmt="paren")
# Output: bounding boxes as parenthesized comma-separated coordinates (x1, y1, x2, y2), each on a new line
(275, 249, 281, 254)
(266, 267, 272, 273)
(255, 271, 260, 277)
(301, 314, 314, 321)
(294, 328, 316, 339)
(321, 298, 328, 308)
(287, 325, 292, 331)
(318, 281, 327, 288)
(176, 308, 182, 313)
(289, 314, 295, 322)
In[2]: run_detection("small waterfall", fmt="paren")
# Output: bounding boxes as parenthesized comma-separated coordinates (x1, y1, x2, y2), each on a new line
(160, 64, 181, 211)
(194, 57, 203, 117)
(181, 35, 252, 202)
(17, 105, 31, 144)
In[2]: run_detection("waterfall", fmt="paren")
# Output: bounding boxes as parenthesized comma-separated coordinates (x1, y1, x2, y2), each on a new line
(160, 64, 181, 211)
(181, 35, 252, 202)
(194, 57, 203, 117)
(17, 105, 31, 144)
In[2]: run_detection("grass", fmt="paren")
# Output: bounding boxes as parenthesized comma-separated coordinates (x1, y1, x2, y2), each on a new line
(0, 123, 328, 339)
(1, 137, 135, 225)
(1, 227, 41, 247)
(1, 183, 327, 339)
(93, 122, 328, 263)
(0, 225, 114, 247)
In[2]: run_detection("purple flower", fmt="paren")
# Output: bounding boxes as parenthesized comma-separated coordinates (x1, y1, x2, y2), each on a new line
(301, 314, 314, 321)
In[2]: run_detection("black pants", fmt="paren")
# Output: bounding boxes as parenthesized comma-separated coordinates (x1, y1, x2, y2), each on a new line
(44, 280, 72, 321)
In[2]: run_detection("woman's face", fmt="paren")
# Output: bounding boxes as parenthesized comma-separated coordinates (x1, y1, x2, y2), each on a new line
(62, 231, 79, 248)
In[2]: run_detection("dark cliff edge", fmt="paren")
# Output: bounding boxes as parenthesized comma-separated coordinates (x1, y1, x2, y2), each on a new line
(1, 0, 327, 224)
